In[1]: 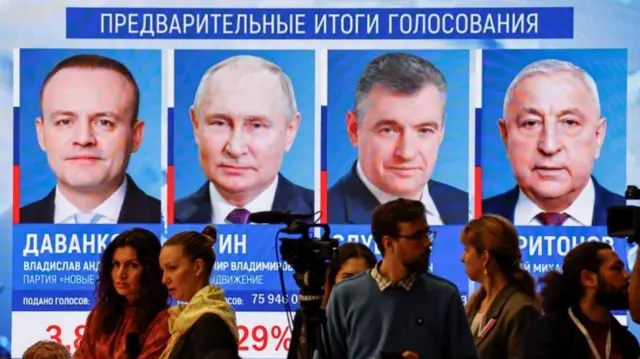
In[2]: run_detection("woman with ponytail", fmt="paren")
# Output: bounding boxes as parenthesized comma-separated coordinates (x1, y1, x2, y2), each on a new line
(460, 214, 540, 359)
(158, 226, 239, 359)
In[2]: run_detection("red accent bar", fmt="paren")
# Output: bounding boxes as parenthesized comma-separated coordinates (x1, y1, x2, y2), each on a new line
(13, 165, 20, 224)
(474, 166, 482, 219)
(167, 165, 174, 225)
(320, 170, 327, 224)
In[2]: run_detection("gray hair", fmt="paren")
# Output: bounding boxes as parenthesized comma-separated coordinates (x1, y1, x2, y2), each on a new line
(192, 55, 298, 120)
(354, 53, 447, 122)
(503, 59, 600, 118)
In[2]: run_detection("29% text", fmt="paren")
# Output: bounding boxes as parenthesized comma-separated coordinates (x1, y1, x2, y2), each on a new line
(238, 324, 291, 352)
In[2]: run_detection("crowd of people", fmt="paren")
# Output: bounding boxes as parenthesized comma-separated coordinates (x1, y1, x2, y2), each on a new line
(14, 198, 640, 359)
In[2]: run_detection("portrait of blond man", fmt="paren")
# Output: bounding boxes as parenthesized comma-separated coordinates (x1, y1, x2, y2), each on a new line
(483, 59, 625, 226)
(174, 55, 313, 224)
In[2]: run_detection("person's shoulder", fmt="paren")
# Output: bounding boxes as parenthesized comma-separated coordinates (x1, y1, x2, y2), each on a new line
(502, 292, 541, 325)
(482, 188, 517, 207)
(331, 271, 373, 296)
(194, 312, 228, 328)
(190, 313, 236, 340)
(82, 305, 101, 329)
(526, 308, 566, 332)
(328, 171, 352, 194)
(151, 308, 171, 325)
(593, 178, 625, 206)
(175, 183, 209, 207)
(279, 175, 314, 202)
(20, 191, 55, 223)
(174, 183, 210, 223)
(429, 180, 467, 199)
(423, 273, 459, 292)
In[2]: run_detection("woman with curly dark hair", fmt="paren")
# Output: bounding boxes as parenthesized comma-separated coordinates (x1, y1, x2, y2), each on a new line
(73, 228, 171, 359)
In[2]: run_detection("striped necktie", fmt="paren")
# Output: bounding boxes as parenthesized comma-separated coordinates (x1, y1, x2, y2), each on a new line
(74, 213, 101, 224)
(535, 212, 570, 226)
(226, 208, 251, 224)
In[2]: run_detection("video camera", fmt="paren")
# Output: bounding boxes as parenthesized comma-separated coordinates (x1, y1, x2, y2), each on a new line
(248, 210, 339, 359)
(607, 185, 640, 244)
(248, 210, 339, 301)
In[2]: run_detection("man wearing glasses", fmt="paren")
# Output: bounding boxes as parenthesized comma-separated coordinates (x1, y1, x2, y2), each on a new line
(323, 198, 478, 359)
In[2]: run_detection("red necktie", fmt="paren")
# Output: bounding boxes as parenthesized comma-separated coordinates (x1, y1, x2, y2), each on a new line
(535, 212, 570, 226)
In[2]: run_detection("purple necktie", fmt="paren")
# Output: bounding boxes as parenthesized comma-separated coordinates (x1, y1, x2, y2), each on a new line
(227, 208, 251, 224)
(535, 212, 570, 226)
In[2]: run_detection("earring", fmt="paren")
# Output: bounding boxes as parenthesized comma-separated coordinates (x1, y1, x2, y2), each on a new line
(483, 268, 488, 276)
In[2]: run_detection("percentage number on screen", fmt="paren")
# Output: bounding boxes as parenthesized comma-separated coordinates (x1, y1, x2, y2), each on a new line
(46, 324, 86, 352)
(238, 324, 291, 352)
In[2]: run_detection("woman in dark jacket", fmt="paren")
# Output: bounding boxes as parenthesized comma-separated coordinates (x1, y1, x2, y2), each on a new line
(159, 226, 239, 359)
(461, 214, 540, 359)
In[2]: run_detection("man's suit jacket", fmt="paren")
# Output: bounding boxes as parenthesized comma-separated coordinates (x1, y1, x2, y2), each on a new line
(467, 285, 540, 359)
(482, 177, 625, 226)
(327, 163, 469, 224)
(20, 174, 161, 224)
(174, 173, 314, 224)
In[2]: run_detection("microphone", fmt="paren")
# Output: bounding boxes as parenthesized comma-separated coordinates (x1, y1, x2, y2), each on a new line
(126, 333, 140, 359)
(248, 211, 314, 224)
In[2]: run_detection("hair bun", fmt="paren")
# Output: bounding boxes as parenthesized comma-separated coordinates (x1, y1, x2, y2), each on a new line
(201, 225, 217, 245)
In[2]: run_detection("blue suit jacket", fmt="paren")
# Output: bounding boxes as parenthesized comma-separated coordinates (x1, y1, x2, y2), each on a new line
(328, 163, 469, 224)
(482, 177, 625, 226)
(174, 173, 314, 224)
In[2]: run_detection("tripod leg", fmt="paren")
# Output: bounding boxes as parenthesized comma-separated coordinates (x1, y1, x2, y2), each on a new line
(319, 319, 332, 359)
(287, 310, 304, 359)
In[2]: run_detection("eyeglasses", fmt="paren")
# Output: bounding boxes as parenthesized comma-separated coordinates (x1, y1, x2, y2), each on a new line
(396, 228, 437, 242)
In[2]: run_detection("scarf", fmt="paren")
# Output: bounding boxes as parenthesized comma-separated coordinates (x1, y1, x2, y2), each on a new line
(159, 285, 238, 359)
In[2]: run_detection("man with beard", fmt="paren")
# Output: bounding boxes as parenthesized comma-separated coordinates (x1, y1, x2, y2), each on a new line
(522, 241, 640, 358)
(323, 198, 478, 359)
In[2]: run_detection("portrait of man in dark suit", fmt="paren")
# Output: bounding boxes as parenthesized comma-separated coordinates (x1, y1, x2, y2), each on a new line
(174, 55, 313, 224)
(328, 53, 468, 225)
(483, 59, 624, 226)
(20, 54, 161, 224)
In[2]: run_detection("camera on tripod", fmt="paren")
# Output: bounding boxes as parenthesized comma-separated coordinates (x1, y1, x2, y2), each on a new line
(279, 221, 338, 304)
(607, 185, 640, 244)
(247, 210, 339, 359)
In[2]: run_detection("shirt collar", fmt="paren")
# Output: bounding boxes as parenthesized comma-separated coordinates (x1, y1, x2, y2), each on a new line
(209, 176, 279, 224)
(356, 161, 442, 223)
(514, 177, 595, 226)
(54, 176, 128, 223)
(370, 261, 417, 292)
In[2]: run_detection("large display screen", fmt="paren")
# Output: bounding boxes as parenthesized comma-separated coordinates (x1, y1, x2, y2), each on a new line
(0, 1, 639, 358)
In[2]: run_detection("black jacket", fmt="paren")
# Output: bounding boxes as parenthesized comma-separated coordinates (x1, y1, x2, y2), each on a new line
(522, 306, 640, 359)
(167, 313, 239, 359)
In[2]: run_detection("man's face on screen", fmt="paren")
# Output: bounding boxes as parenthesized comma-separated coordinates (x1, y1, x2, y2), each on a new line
(499, 71, 606, 210)
(191, 67, 300, 206)
(348, 84, 445, 199)
(36, 68, 143, 193)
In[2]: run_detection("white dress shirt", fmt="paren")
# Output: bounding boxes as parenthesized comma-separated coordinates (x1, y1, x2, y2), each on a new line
(209, 176, 279, 224)
(514, 178, 595, 226)
(356, 161, 444, 225)
(54, 177, 128, 224)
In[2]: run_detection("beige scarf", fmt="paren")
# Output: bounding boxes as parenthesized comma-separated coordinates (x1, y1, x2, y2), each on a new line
(160, 285, 238, 359)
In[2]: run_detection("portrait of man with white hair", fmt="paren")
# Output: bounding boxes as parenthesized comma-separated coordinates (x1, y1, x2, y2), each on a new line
(174, 54, 314, 224)
(483, 58, 625, 226)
